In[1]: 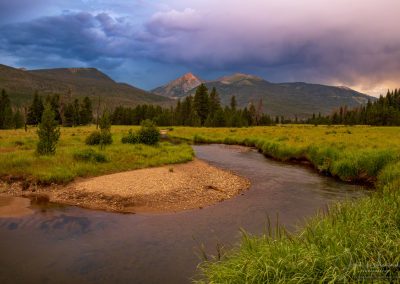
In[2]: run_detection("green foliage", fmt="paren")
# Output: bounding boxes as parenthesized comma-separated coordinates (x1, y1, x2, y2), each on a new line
(138, 119, 160, 145)
(85, 131, 101, 145)
(13, 109, 25, 129)
(99, 111, 112, 148)
(27, 92, 44, 125)
(308, 89, 400, 126)
(63, 96, 93, 127)
(0, 89, 15, 129)
(193, 83, 210, 125)
(36, 103, 61, 155)
(198, 188, 400, 283)
(121, 129, 139, 144)
(100, 131, 113, 146)
(167, 126, 400, 283)
(0, 126, 194, 184)
(80, 96, 93, 125)
(73, 148, 108, 163)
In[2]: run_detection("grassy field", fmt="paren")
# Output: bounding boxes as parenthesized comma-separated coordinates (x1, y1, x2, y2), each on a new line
(0, 126, 193, 184)
(1, 124, 399, 281)
(167, 125, 400, 282)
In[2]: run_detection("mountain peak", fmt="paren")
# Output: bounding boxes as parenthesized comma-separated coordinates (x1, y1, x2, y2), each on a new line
(152, 72, 203, 98)
(181, 72, 198, 80)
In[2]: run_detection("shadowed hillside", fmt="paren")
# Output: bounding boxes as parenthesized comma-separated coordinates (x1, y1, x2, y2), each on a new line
(0, 64, 172, 107)
(155, 73, 376, 118)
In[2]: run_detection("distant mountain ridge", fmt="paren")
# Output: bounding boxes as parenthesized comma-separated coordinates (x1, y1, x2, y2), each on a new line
(0, 64, 172, 107)
(153, 72, 376, 117)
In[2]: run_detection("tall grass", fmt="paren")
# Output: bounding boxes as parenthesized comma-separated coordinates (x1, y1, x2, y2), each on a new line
(166, 126, 400, 283)
(0, 126, 193, 184)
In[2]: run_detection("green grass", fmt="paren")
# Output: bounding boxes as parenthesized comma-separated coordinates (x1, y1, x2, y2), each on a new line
(166, 125, 400, 283)
(0, 126, 194, 184)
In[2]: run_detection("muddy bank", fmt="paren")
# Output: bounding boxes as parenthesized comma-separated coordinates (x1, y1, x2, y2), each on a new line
(0, 195, 33, 218)
(0, 159, 250, 213)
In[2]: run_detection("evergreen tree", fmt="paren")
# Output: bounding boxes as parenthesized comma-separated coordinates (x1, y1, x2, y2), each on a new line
(0, 90, 14, 129)
(46, 94, 62, 123)
(193, 84, 209, 125)
(27, 92, 44, 125)
(63, 103, 75, 127)
(99, 110, 112, 149)
(73, 99, 81, 126)
(230, 96, 237, 111)
(248, 102, 257, 126)
(80, 96, 93, 125)
(14, 109, 25, 129)
(36, 103, 60, 155)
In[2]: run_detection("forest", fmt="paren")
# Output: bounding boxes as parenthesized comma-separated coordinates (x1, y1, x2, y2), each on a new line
(1, 85, 400, 129)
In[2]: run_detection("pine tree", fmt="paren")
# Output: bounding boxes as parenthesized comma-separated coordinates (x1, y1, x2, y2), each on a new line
(193, 84, 209, 125)
(63, 103, 75, 127)
(27, 92, 44, 125)
(99, 110, 112, 149)
(230, 96, 237, 111)
(14, 109, 25, 129)
(80, 97, 93, 125)
(0, 90, 14, 129)
(248, 102, 257, 126)
(36, 103, 60, 155)
(46, 94, 62, 124)
(73, 99, 81, 126)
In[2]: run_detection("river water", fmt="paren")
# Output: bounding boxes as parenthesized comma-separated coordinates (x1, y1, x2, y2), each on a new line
(0, 145, 367, 284)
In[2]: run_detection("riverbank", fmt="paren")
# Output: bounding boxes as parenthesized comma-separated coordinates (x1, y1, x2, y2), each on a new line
(0, 158, 250, 213)
(0, 126, 193, 185)
(167, 126, 400, 282)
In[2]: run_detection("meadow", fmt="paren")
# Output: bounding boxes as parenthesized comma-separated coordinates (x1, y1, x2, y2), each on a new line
(167, 125, 400, 282)
(0, 126, 193, 184)
(1, 124, 399, 281)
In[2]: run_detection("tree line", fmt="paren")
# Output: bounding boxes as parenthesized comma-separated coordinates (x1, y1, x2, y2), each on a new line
(112, 84, 274, 127)
(2, 86, 400, 129)
(0, 89, 93, 129)
(307, 89, 400, 126)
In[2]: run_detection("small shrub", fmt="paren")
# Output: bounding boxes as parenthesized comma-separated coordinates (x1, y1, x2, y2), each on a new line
(138, 119, 160, 145)
(73, 149, 108, 163)
(85, 131, 101, 145)
(121, 130, 138, 144)
(14, 140, 24, 146)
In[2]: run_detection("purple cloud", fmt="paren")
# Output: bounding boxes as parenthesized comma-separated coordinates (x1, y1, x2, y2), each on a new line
(0, 0, 399, 94)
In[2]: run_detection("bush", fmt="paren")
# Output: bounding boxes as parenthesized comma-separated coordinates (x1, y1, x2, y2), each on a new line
(85, 131, 112, 146)
(121, 130, 139, 144)
(73, 148, 108, 163)
(138, 119, 160, 145)
(85, 131, 101, 145)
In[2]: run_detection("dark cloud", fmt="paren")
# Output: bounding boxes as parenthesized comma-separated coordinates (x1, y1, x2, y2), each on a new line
(0, 12, 140, 67)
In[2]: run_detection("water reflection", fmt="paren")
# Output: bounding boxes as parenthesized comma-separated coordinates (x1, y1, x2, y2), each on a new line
(0, 144, 368, 284)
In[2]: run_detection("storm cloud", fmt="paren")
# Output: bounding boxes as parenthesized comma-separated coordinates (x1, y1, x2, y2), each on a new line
(0, 0, 399, 94)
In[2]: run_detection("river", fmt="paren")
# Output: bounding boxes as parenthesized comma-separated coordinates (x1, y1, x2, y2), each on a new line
(0, 144, 367, 283)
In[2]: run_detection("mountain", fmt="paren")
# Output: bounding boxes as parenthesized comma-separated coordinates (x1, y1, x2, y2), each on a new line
(156, 73, 376, 117)
(152, 73, 203, 98)
(0, 64, 172, 107)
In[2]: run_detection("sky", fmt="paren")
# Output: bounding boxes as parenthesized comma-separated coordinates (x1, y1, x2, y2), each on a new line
(0, 0, 399, 96)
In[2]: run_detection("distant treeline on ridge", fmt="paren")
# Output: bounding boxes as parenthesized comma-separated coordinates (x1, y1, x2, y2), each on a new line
(0, 85, 399, 129)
